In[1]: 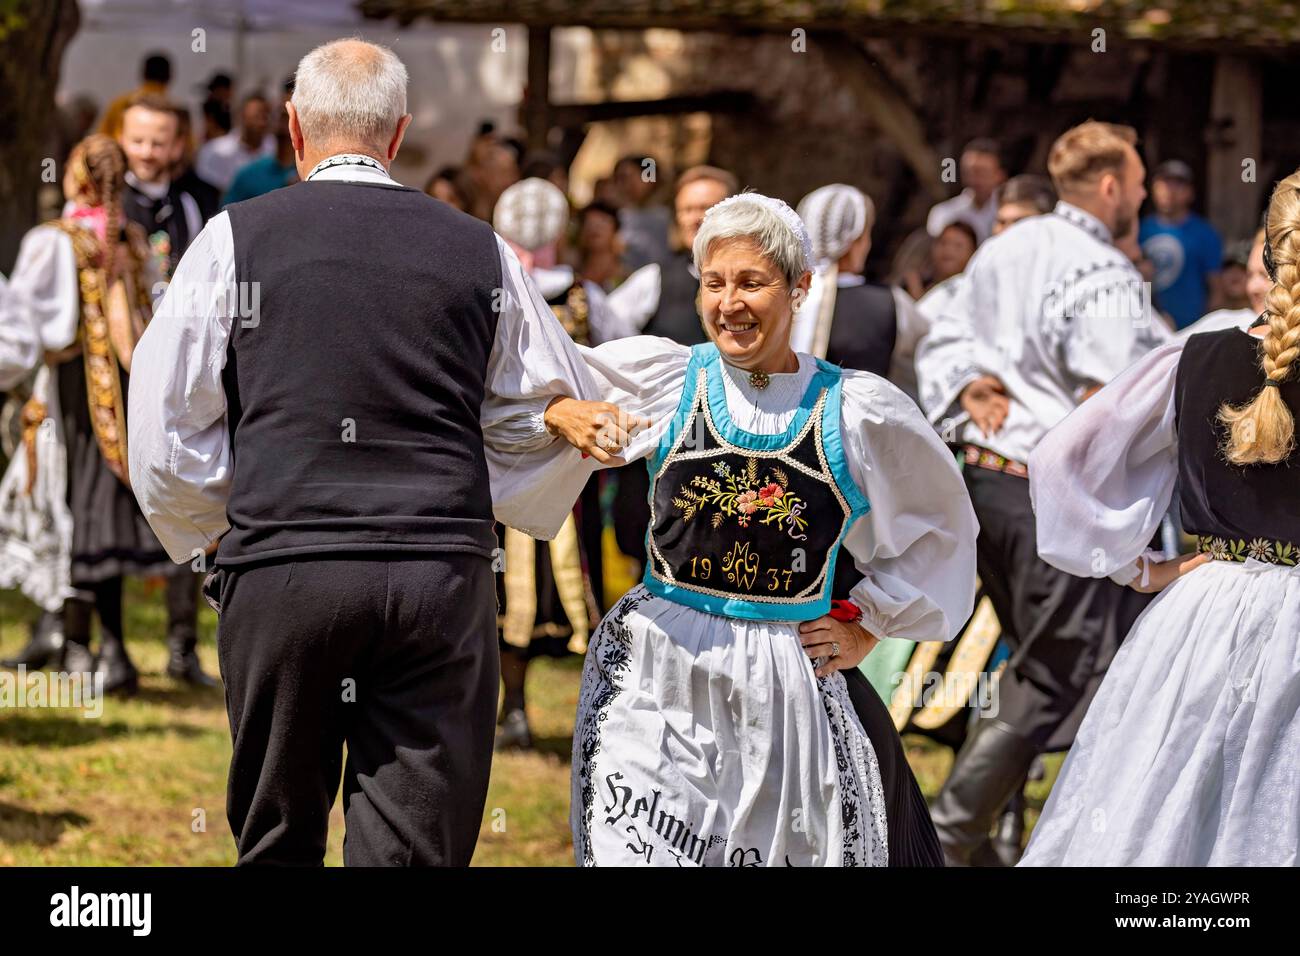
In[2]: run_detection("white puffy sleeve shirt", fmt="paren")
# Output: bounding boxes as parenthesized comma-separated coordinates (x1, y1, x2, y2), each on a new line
(1028, 339, 1183, 586)
(536, 336, 979, 641)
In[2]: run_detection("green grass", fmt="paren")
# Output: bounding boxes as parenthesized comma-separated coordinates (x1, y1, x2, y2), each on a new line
(0, 578, 1061, 866)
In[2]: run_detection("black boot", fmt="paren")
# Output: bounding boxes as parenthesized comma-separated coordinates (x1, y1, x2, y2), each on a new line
(495, 708, 533, 751)
(930, 718, 1038, 867)
(991, 785, 1028, 866)
(1, 610, 66, 669)
(95, 639, 139, 696)
(165, 569, 216, 687)
(166, 631, 218, 687)
(60, 598, 95, 674)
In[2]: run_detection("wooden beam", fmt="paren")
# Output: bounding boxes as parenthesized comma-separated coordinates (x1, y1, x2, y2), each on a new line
(1206, 55, 1263, 241)
(524, 26, 552, 152)
(548, 91, 758, 127)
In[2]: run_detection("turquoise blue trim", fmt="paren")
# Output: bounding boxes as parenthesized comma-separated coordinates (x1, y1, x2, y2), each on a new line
(642, 576, 832, 622)
(640, 346, 874, 623)
(646, 344, 711, 475)
(703, 345, 836, 451)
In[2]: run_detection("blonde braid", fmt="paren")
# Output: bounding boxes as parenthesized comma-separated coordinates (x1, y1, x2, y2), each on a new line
(65, 134, 129, 266)
(1219, 173, 1300, 465)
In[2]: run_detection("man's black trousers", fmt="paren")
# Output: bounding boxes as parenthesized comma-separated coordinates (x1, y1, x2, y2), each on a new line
(207, 554, 499, 866)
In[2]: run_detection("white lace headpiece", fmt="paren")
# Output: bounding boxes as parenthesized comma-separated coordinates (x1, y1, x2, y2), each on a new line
(702, 191, 813, 272)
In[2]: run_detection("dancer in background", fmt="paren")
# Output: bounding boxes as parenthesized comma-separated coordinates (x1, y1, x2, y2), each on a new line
(916, 121, 1169, 865)
(794, 183, 928, 398)
(491, 177, 608, 750)
(1022, 171, 1300, 866)
(0, 135, 170, 691)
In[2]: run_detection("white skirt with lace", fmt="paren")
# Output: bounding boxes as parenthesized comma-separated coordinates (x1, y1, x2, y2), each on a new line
(1020, 558, 1300, 866)
(0, 366, 73, 612)
(570, 584, 888, 866)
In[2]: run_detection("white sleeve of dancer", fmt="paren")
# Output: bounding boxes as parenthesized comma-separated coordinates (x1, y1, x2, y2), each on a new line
(577, 335, 690, 465)
(4, 225, 81, 355)
(1029, 339, 1183, 584)
(839, 373, 979, 643)
(0, 274, 41, 390)
(913, 269, 982, 427)
(603, 263, 661, 339)
(583, 280, 617, 346)
(484, 238, 605, 539)
(127, 214, 235, 564)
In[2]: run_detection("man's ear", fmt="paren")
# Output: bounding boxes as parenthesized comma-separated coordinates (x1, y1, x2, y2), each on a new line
(388, 114, 413, 164)
(286, 102, 305, 157)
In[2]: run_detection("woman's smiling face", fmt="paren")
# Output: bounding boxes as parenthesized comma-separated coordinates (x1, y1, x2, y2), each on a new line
(699, 238, 808, 371)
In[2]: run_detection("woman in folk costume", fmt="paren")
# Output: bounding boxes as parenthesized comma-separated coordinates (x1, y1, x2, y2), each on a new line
(1020, 171, 1300, 866)
(534, 192, 978, 865)
(0, 135, 170, 694)
(491, 177, 609, 749)
(793, 184, 928, 397)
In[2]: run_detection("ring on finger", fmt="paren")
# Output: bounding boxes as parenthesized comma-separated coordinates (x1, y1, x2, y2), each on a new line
(831, 641, 840, 657)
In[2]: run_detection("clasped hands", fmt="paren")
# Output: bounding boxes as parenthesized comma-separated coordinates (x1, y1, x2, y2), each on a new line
(543, 396, 651, 465)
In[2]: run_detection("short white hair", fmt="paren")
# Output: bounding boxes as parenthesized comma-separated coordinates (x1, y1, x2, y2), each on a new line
(692, 192, 811, 288)
(292, 38, 408, 149)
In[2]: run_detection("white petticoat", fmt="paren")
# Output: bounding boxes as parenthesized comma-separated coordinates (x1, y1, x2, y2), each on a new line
(571, 585, 888, 866)
(1020, 559, 1300, 866)
(0, 366, 73, 612)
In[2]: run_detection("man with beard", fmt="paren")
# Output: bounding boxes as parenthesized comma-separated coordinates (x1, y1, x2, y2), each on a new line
(916, 121, 1170, 865)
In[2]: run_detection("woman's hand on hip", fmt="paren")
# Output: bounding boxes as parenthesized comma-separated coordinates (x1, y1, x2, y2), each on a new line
(543, 397, 649, 465)
(799, 615, 879, 678)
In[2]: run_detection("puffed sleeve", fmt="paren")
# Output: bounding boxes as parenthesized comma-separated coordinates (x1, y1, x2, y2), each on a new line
(486, 332, 688, 539)
(0, 274, 40, 390)
(6, 225, 80, 353)
(914, 270, 983, 427)
(1029, 339, 1182, 585)
(578, 335, 690, 464)
(839, 372, 979, 642)
(128, 214, 236, 563)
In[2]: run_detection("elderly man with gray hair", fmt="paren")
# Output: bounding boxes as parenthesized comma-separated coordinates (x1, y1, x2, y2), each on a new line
(127, 38, 623, 866)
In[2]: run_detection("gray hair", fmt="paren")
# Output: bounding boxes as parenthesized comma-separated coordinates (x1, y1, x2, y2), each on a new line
(692, 192, 811, 288)
(292, 38, 408, 149)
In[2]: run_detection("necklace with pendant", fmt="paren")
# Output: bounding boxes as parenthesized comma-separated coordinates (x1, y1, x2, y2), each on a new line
(748, 369, 770, 390)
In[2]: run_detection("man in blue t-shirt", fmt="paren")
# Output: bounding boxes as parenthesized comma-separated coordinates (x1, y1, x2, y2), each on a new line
(1138, 160, 1223, 330)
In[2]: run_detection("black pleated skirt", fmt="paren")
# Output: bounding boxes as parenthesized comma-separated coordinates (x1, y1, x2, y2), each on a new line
(57, 356, 172, 586)
(843, 666, 945, 867)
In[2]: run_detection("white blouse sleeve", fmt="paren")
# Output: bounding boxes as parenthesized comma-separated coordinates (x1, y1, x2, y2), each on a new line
(6, 225, 80, 354)
(577, 334, 690, 464)
(913, 271, 982, 428)
(128, 213, 236, 564)
(0, 274, 40, 390)
(839, 372, 979, 642)
(603, 263, 662, 340)
(486, 332, 689, 539)
(483, 238, 608, 538)
(1029, 339, 1183, 584)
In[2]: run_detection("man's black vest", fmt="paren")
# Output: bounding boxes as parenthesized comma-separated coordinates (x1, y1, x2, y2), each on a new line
(217, 179, 502, 565)
(643, 249, 707, 345)
(824, 281, 898, 379)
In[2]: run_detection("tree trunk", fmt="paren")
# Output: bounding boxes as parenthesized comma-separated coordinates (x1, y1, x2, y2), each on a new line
(0, 0, 80, 274)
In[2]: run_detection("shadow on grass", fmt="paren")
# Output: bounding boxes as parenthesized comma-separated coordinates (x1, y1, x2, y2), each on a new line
(130, 683, 226, 711)
(0, 800, 90, 846)
(0, 714, 209, 746)
(526, 735, 575, 761)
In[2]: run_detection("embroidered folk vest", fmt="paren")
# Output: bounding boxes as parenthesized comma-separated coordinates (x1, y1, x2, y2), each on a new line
(642, 344, 870, 621)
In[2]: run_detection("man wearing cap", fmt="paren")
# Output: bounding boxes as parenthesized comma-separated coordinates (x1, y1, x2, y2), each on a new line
(1139, 159, 1224, 330)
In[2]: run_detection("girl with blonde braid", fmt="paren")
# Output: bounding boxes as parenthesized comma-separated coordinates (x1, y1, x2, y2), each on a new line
(0, 135, 171, 694)
(1020, 171, 1300, 866)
